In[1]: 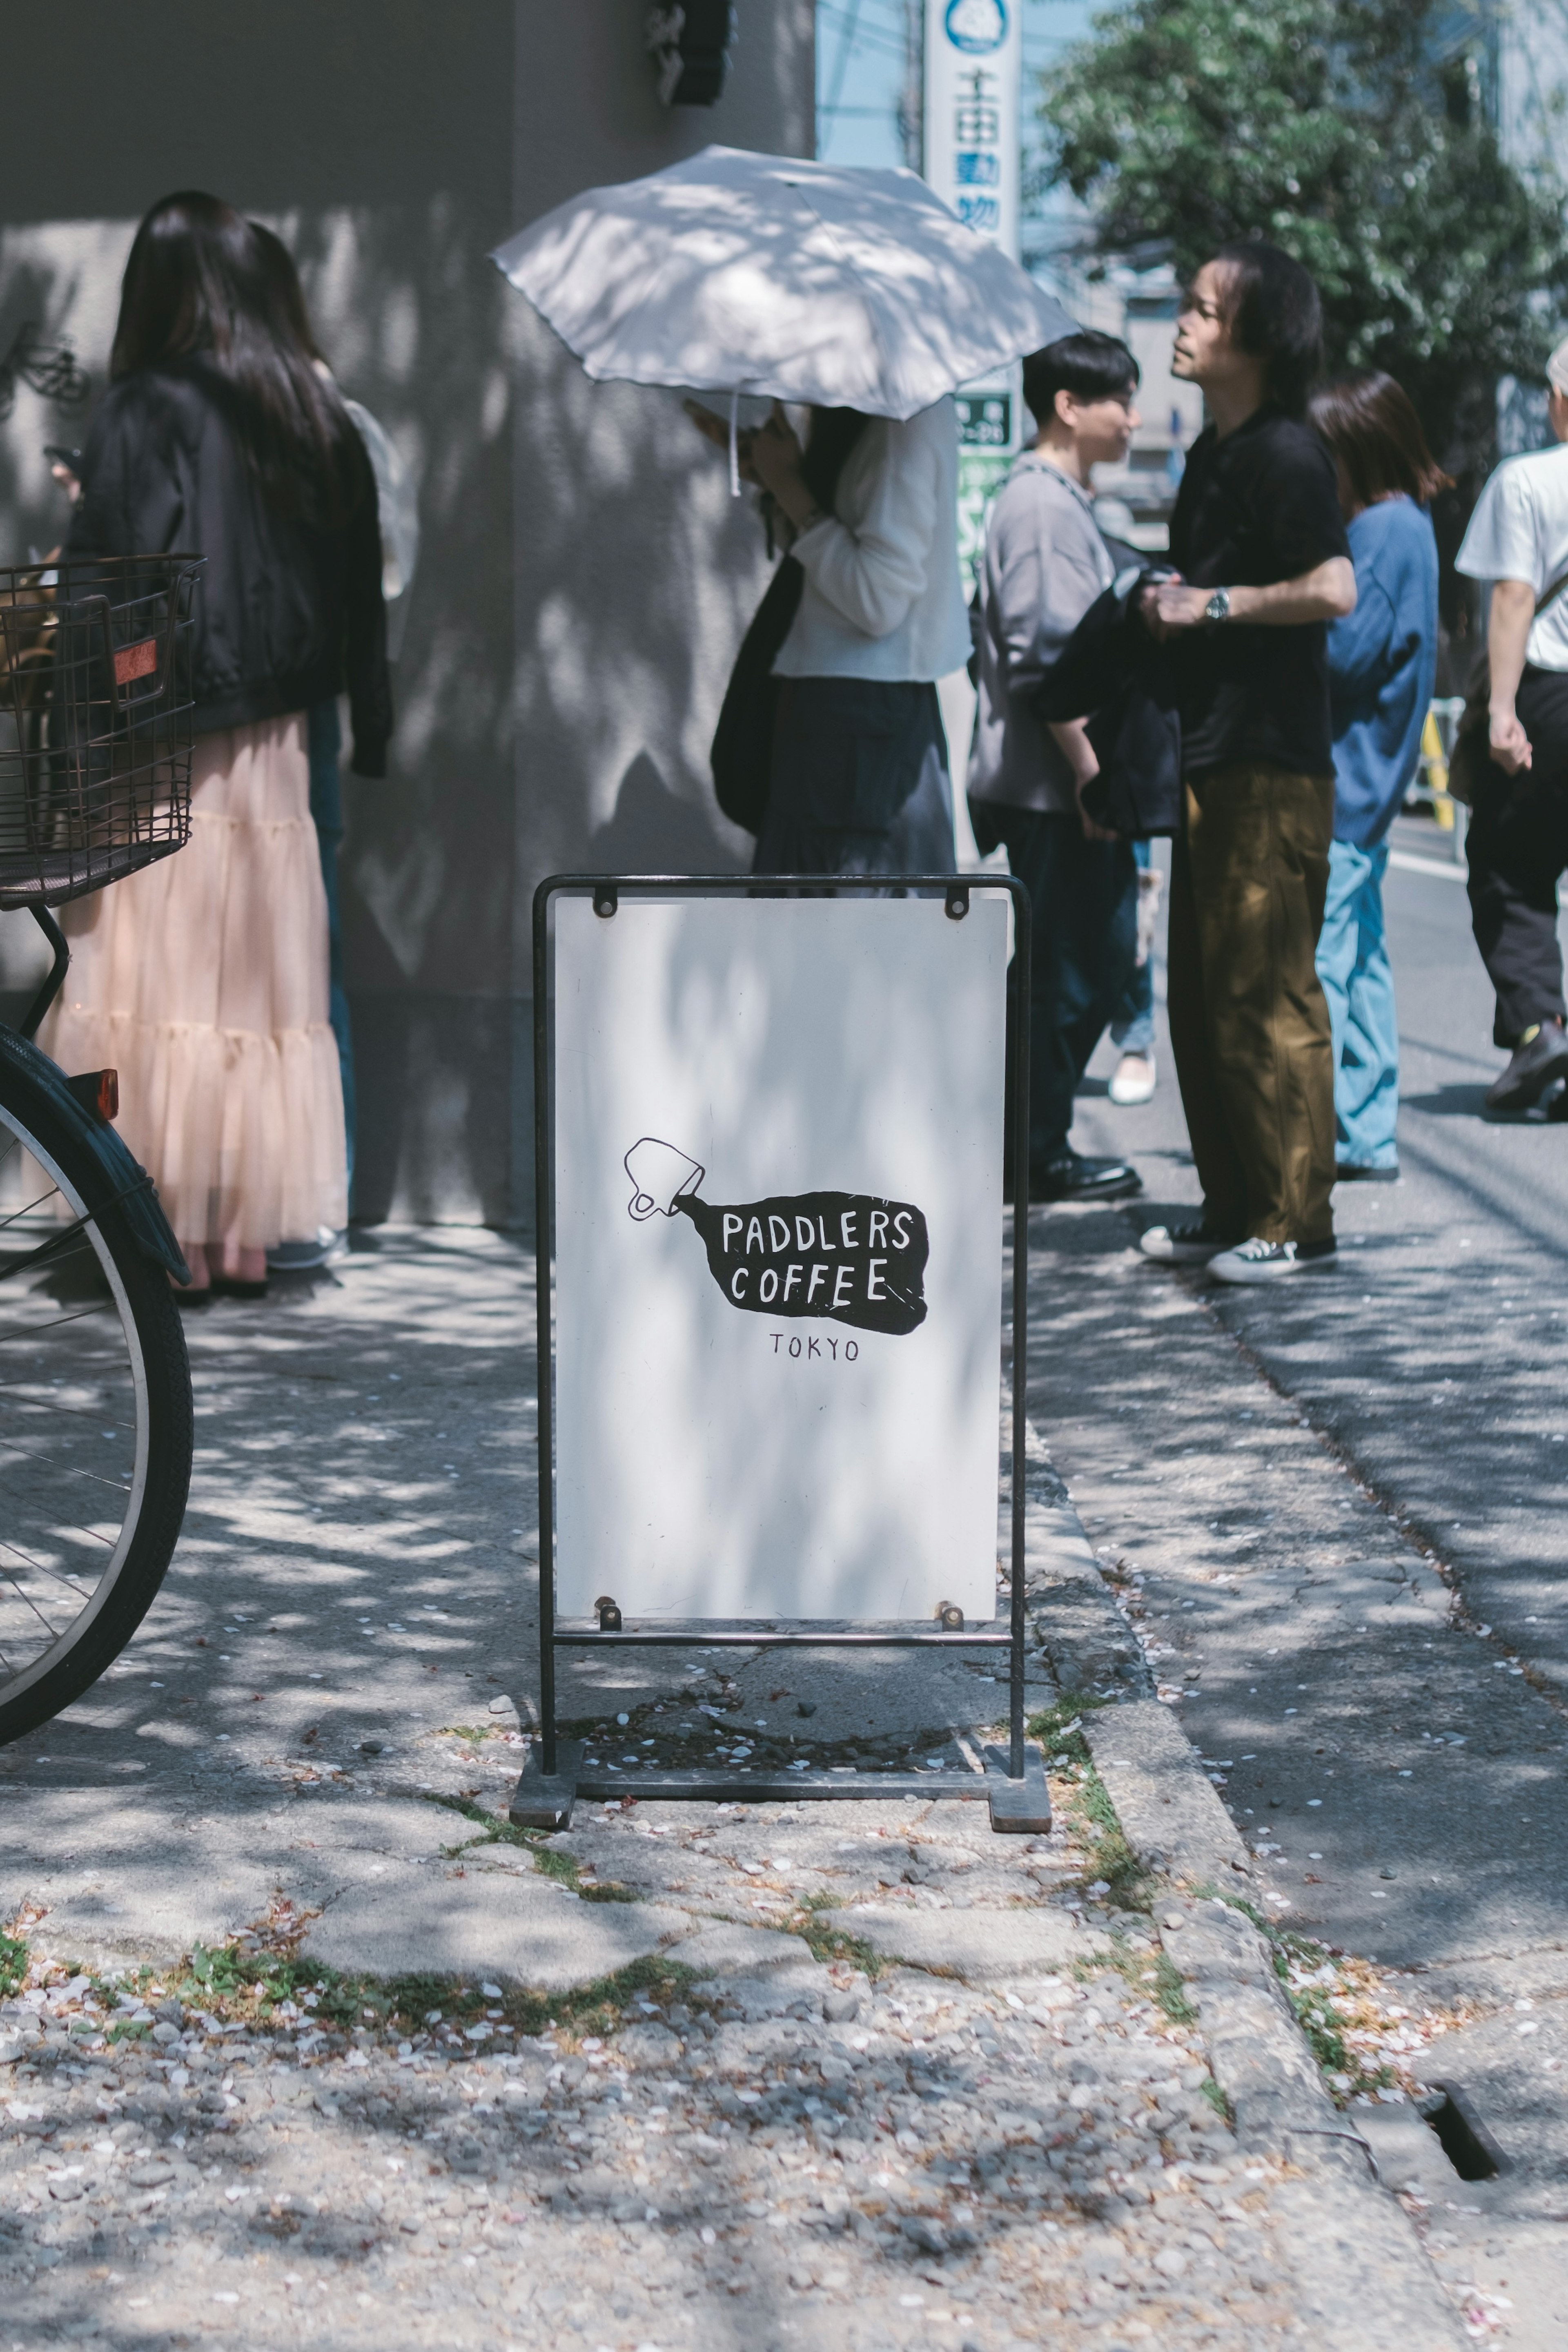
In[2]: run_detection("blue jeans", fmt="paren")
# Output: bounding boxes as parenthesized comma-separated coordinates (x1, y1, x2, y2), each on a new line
(308, 700, 354, 1203)
(1316, 837, 1398, 1170)
(1110, 837, 1155, 1054)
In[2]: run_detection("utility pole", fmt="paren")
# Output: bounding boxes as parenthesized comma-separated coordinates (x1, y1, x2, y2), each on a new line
(898, 0, 924, 171)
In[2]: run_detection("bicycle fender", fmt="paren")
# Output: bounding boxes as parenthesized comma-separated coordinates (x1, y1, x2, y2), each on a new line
(0, 1027, 189, 1282)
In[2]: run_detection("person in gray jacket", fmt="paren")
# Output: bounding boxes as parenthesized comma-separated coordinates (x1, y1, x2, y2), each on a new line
(969, 333, 1144, 1201)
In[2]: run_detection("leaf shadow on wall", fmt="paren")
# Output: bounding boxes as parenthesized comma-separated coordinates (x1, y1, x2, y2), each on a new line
(589, 752, 739, 876)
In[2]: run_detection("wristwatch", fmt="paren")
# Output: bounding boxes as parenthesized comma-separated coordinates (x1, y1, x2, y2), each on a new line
(1204, 588, 1232, 624)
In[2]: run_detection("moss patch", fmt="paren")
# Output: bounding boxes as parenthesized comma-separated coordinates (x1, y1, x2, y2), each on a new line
(0, 1933, 27, 1999)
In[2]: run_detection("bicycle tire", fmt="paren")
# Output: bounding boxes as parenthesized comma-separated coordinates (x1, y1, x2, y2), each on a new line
(0, 1050, 193, 1745)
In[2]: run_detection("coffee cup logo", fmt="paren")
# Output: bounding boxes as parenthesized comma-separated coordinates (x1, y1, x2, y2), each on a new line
(625, 1137, 927, 1337)
(624, 1137, 705, 1222)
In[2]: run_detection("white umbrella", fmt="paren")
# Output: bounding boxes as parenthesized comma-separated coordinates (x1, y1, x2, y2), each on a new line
(491, 143, 1076, 428)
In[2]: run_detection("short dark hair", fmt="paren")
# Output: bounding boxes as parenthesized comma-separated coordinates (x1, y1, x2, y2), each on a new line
(1208, 239, 1323, 416)
(1307, 370, 1452, 508)
(1022, 332, 1139, 430)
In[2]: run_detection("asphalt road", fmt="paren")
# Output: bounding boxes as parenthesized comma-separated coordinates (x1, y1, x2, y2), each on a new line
(1020, 809, 1568, 2303)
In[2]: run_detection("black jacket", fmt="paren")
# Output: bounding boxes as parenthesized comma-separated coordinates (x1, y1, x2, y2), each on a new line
(1033, 566, 1183, 839)
(68, 360, 392, 776)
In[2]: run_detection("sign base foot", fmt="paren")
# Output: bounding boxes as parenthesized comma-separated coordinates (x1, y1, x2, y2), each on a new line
(984, 1742, 1051, 1835)
(508, 1739, 583, 1831)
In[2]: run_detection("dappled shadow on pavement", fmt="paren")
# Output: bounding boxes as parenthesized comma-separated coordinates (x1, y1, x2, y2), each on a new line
(1017, 1195, 1568, 1978)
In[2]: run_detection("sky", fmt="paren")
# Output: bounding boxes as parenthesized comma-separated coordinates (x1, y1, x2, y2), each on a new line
(815, 0, 1098, 266)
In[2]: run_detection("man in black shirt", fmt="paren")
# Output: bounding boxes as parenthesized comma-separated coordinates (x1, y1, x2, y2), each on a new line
(1136, 242, 1355, 1284)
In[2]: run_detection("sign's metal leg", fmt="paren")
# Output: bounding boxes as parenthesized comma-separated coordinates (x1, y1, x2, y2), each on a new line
(533, 889, 558, 1783)
(1008, 886, 1031, 1784)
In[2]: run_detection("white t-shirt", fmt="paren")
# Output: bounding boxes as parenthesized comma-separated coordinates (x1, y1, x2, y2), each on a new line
(1456, 444, 1568, 672)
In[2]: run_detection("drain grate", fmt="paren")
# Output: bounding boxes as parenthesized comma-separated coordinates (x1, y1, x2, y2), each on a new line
(1418, 2081, 1507, 2182)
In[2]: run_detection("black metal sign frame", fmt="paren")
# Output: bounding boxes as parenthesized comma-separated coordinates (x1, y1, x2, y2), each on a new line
(508, 872, 1047, 1835)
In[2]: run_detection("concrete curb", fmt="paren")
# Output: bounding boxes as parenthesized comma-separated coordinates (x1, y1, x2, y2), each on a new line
(1016, 1420, 1154, 1698)
(1053, 1576, 1469, 2345)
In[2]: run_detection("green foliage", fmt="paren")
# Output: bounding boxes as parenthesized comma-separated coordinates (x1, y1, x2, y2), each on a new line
(156, 1940, 697, 2048)
(790, 1891, 884, 1978)
(1086, 1937, 1195, 2023)
(419, 1792, 633, 1899)
(1041, 0, 1568, 444)
(0, 1934, 27, 1998)
(1025, 1694, 1113, 1764)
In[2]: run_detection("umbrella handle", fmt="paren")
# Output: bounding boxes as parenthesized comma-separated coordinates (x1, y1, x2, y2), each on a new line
(728, 385, 741, 499)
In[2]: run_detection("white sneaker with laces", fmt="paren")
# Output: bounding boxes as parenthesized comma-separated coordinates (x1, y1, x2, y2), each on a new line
(1109, 1051, 1157, 1106)
(1209, 1236, 1337, 1285)
(1139, 1219, 1236, 1264)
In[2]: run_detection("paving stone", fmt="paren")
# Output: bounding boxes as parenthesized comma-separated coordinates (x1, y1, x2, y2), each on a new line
(818, 1902, 1085, 1977)
(298, 1864, 693, 1988)
(659, 1921, 815, 1978)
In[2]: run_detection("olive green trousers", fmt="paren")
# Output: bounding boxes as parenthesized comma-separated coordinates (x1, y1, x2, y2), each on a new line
(1167, 762, 1337, 1246)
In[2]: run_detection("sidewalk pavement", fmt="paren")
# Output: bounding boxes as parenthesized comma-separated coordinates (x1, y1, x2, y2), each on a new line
(0, 1229, 1474, 2349)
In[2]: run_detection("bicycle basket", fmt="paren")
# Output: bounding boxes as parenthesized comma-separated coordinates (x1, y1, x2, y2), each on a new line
(0, 552, 201, 909)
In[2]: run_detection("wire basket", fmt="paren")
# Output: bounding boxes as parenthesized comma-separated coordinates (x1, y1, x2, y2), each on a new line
(0, 552, 201, 910)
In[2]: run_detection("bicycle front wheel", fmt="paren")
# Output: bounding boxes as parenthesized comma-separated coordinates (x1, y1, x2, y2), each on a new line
(0, 1052, 193, 1744)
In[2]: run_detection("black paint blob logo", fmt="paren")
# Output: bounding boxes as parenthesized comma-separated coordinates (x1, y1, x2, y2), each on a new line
(624, 1138, 927, 1338)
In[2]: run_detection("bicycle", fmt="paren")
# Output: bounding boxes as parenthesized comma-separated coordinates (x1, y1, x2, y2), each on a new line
(0, 553, 200, 1744)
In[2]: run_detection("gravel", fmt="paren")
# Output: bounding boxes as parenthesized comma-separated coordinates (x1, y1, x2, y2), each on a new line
(0, 1797, 1315, 2349)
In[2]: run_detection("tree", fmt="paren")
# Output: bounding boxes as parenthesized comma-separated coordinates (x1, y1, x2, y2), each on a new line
(1039, 0, 1568, 463)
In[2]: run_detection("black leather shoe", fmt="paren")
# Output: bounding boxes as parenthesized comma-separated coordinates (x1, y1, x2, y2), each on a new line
(1485, 1020, 1568, 1113)
(1034, 1150, 1143, 1203)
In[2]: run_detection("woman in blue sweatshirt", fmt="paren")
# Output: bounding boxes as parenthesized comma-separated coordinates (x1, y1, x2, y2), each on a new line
(1307, 372, 1448, 1179)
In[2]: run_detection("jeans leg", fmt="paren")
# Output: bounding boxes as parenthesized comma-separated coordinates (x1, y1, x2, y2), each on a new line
(1109, 954, 1155, 1053)
(308, 698, 354, 1208)
(973, 806, 1136, 1173)
(1336, 843, 1399, 1167)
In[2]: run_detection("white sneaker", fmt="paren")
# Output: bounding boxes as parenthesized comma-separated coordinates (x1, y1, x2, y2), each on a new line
(266, 1226, 350, 1273)
(1139, 1219, 1238, 1264)
(1109, 1051, 1157, 1106)
(1209, 1236, 1337, 1285)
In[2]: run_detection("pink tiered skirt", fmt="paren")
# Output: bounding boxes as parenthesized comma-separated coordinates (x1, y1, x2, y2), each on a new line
(42, 712, 347, 1253)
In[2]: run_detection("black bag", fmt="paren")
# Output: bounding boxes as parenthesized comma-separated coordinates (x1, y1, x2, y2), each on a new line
(710, 555, 804, 834)
(1033, 569, 1184, 838)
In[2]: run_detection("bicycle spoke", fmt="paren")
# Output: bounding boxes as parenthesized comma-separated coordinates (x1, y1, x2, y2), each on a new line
(0, 1302, 119, 1346)
(0, 1386, 132, 1430)
(0, 1183, 64, 1236)
(0, 1554, 69, 1639)
(0, 1219, 101, 1287)
(0, 1478, 116, 1547)
(0, 1445, 124, 1503)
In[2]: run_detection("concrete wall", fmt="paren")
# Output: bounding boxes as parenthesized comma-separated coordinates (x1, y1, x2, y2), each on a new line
(0, 1, 815, 1230)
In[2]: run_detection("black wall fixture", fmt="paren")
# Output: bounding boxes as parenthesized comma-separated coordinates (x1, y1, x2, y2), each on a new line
(646, 3, 736, 106)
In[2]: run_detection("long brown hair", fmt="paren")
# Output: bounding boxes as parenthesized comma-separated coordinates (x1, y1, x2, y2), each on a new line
(1308, 370, 1452, 508)
(111, 191, 361, 526)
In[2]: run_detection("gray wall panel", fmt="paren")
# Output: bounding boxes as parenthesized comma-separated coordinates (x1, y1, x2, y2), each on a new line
(0, 2, 814, 1231)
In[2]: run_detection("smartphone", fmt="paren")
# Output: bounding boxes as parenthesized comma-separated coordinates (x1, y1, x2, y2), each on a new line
(44, 444, 82, 469)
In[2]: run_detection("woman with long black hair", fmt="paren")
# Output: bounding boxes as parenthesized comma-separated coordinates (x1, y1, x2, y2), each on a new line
(45, 191, 390, 1298)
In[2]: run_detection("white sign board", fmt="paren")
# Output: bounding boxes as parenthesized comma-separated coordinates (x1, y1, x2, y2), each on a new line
(924, 0, 1023, 461)
(553, 894, 1007, 1625)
